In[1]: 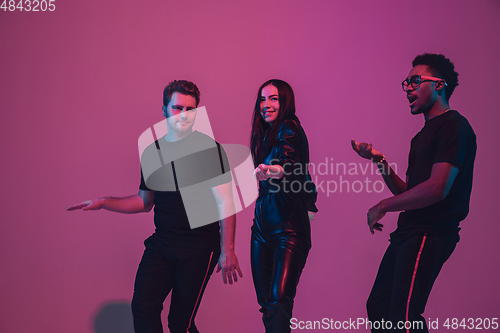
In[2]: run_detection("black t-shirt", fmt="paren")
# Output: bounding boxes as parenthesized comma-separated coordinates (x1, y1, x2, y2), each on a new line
(139, 131, 232, 250)
(391, 110, 476, 243)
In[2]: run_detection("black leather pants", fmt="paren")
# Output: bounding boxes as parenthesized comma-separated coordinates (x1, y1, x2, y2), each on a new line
(251, 193, 311, 333)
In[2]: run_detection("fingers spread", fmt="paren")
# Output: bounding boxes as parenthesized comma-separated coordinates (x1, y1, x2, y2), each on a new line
(225, 268, 233, 285)
(236, 265, 243, 278)
(232, 270, 238, 283)
(220, 261, 243, 285)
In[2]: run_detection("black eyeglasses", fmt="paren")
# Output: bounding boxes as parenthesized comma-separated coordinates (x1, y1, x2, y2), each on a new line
(402, 75, 447, 91)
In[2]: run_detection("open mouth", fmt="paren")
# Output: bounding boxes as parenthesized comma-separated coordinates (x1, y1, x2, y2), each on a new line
(407, 95, 417, 106)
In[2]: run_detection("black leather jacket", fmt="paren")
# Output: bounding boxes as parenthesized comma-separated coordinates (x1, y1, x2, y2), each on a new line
(252, 119, 312, 240)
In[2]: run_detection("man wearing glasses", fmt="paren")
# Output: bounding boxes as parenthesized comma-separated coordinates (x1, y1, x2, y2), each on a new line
(352, 54, 476, 332)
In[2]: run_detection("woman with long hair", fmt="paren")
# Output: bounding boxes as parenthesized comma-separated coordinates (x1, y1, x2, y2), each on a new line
(250, 79, 317, 333)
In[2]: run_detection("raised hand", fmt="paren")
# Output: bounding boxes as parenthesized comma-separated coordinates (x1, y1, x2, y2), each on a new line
(351, 139, 385, 163)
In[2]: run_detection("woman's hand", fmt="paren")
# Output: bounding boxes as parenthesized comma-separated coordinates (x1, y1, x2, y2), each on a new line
(253, 164, 284, 181)
(253, 164, 272, 181)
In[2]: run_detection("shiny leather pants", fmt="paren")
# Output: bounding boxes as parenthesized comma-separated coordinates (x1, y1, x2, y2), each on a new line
(251, 233, 310, 333)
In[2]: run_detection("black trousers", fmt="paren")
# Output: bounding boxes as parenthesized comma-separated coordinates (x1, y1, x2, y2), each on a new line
(131, 236, 219, 333)
(251, 233, 310, 333)
(366, 233, 456, 333)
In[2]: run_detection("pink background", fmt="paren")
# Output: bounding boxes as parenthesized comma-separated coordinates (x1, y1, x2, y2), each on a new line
(1, 0, 499, 332)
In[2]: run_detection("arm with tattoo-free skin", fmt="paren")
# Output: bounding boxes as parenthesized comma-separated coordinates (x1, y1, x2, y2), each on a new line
(66, 189, 154, 213)
(351, 139, 458, 234)
(351, 139, 406, 195)
(68, 183, 244, 284)
(211, 182, 243, 285)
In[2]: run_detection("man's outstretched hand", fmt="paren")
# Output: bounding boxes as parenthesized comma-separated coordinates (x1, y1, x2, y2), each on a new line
(216, 251, 243, 285)
(67, 198, 104, 211)
(351, 139, 385, 163)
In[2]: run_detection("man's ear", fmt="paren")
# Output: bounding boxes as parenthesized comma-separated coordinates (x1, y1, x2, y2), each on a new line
(435, 80, 447, 99)
(162, 105, 167, 117)
(435, 80, 446, 91)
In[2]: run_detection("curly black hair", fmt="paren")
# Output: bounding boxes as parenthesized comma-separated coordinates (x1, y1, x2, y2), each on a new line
(412, 53, 459, 101)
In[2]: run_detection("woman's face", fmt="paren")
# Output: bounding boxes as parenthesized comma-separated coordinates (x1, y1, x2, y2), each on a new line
(260, 84, 280, 125)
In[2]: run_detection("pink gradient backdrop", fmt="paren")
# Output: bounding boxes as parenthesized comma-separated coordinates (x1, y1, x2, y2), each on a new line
(1, 0, 499, 332)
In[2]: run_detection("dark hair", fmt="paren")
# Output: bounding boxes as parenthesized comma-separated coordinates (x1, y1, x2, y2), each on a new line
(412, 53, 459, 100)
(163, 80, 200, 107)
(250, 79, 299, 165)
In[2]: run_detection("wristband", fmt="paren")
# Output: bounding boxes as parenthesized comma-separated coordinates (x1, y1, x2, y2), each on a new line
(373, 156, 386, 165)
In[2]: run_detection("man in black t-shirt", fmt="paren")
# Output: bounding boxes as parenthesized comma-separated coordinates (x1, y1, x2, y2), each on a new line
(352, 54, 476, 332)
(68, 80, 242, 333)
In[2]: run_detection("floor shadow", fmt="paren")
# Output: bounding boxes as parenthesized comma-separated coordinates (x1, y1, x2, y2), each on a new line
(92, 301, 134, 333)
